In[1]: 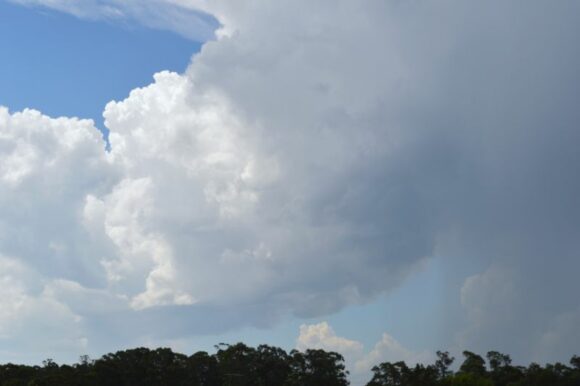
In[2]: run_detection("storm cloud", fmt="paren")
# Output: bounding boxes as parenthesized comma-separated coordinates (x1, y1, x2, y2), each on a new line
(1, 0, 580, 365)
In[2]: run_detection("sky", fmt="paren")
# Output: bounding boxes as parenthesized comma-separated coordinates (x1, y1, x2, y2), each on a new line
(1, 1, 580, 384)
(0, 0, 204, 139)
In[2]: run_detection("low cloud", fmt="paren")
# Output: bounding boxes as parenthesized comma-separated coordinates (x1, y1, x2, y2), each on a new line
(296, 322, 431, 386)
(296, 322, 364, 357)
(354, 333, 433, 374)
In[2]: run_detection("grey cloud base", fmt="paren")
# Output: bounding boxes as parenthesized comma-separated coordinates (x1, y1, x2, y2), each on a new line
(1, 0, 580, 365)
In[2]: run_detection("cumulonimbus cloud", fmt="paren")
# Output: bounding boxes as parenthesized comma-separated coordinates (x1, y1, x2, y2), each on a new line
(2, 0, 580, 364)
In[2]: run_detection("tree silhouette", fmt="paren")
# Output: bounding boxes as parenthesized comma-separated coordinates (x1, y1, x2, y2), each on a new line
(0, 345, 579, 386)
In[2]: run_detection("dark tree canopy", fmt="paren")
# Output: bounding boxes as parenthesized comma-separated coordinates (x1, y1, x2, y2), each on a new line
(0, 345, 579, 386)
(366, 350, 580, 386)
(458, 351, 487, 377)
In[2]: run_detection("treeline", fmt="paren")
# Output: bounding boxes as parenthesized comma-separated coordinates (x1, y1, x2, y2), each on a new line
(367, 350, 580, 386)
(0, 344, 578, 386)
(0, 344, 348, 386)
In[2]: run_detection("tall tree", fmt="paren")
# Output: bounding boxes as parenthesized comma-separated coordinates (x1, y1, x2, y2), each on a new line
(458, 351, 486, 378)
(287, 349, 349, 386)
(187, 351, 219, 386)
(435, 351, 454, 380)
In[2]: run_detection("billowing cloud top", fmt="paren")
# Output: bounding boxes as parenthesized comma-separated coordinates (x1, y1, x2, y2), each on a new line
(2, 0, 580, 365)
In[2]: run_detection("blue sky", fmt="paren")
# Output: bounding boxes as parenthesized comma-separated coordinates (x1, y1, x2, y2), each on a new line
(1, 2, 580, 384)
(0, 1, 200, 138)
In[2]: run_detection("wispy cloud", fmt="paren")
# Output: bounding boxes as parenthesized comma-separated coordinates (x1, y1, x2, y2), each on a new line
(8, 0, 218, 41)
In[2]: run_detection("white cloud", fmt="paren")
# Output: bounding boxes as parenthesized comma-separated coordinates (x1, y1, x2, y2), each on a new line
(0, 256, 88, 361)
(296, 322, 363, 357)
(296, 322, 432, 386)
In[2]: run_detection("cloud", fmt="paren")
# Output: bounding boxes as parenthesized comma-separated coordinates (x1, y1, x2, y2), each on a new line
(0, 255, 88, 362)
(296, 322, 363, 357)
(2, 0, 580, 365)
(8, 0, 219, 41)
(460, 266, 518, 333)
(458, 264, 580, 364)
(354, 333, 434, 373)
(534, 308, 580, 363)
(0, 107, 114, 284)
(92, 62, 429, 317)
(0, 106, 117, 361)
(296, 322, 431, 386)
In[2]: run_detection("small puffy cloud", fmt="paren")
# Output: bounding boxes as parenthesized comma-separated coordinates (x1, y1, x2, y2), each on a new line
(0, 107, 115, 286)
(88, 177, 195, 310)
(296, 322, 363, 357)
(355, 333, 434, 373)
(0, 107, 115, 361)
(296, 322, 431, 386)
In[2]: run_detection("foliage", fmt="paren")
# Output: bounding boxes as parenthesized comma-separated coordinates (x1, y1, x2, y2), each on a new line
(0, 344, 347, 386)
(0, 346, 579, 385)
(366, 350, 580, 386)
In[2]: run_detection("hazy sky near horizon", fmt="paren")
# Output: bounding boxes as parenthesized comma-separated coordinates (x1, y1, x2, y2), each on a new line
(1, 1, 580, 384)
